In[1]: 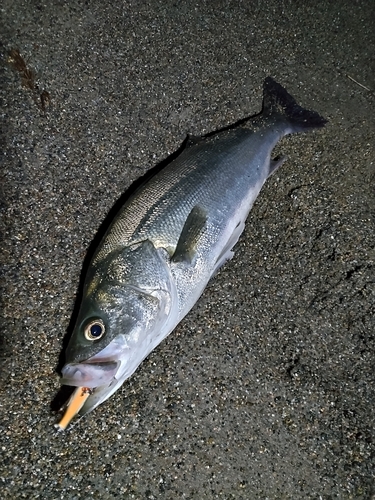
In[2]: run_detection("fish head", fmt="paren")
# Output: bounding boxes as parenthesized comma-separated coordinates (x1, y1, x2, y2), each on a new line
(61, 275, 175, 415)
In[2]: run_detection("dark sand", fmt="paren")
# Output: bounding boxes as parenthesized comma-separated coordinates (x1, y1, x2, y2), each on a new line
(1, 1, 374, 498)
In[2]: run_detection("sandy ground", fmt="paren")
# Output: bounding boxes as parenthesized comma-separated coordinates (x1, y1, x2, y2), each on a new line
(1, 1, 374, 498)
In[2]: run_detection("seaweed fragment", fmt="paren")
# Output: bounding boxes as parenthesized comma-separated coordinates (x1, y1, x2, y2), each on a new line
(7, 48, 51, 111)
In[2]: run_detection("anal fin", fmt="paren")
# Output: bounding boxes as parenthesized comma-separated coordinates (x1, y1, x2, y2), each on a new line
(212, 220, 245, 277)
(268, 156, 287, 176)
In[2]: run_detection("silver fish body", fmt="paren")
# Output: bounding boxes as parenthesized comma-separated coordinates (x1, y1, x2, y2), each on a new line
(59, 78, 326, 421)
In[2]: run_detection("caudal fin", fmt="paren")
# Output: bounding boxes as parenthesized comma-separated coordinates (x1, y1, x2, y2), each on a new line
(263, 77, 327, 131)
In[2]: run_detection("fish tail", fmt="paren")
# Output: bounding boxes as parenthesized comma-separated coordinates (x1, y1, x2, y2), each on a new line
(262, 77, 327, 131)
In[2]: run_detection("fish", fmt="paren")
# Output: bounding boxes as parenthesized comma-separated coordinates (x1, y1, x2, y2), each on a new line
(56, 77, 327, 430)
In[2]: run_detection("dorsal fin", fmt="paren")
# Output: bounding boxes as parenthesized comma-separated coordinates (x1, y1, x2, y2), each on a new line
(186, 134, 205, 148)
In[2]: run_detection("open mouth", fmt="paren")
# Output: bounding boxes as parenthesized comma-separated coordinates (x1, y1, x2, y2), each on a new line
(56, 359, 121, 431)
(56, 362, 120, 432)
(54, 386, 93, 431)
(61, 360, 119, 388)
(56, 335, 130, 430)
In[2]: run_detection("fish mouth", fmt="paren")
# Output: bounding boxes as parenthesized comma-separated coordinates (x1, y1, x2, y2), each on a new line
(61, 360, 120, 388)
(57, 359, 121, 431)
(56, 361, 122, 431)
(56, 335, 130, 430)
(61, 333, 129, 388)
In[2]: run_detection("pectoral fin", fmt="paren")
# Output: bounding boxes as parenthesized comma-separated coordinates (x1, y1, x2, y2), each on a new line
(172, 205, 207, 264)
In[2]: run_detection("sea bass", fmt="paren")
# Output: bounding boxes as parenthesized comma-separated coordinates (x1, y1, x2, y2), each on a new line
(56, 77, 326, 429)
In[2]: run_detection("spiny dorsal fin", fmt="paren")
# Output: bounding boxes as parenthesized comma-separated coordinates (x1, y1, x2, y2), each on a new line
(186, 134, 205, 148)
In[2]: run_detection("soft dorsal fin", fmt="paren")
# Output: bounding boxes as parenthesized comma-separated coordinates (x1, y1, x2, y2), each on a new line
(172, 205, 207, 264)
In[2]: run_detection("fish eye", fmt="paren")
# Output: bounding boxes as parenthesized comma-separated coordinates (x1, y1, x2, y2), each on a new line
(84, 319, 106, 341)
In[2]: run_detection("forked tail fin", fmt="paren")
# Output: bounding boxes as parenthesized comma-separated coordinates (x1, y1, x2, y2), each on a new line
(263, 77, 327, 132)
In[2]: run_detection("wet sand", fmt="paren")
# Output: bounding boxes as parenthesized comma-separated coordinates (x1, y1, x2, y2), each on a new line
(1, 1, 374, 498)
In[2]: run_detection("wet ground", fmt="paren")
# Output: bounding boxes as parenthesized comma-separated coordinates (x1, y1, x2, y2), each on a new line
(1, 1, 374, 498)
